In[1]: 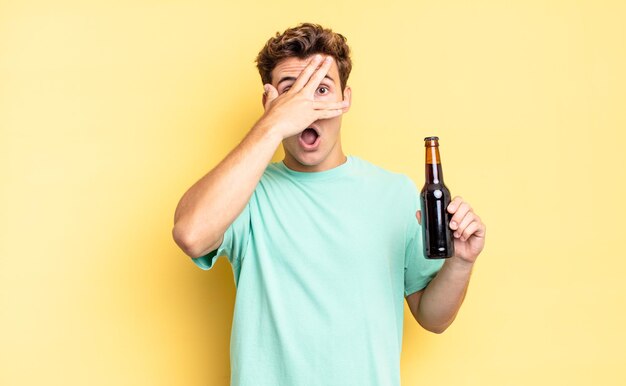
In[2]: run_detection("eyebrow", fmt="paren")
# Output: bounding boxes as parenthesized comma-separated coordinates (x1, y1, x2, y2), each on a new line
(277, 75, 336, 88)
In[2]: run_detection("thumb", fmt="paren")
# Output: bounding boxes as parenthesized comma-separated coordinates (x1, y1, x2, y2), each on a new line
(263, 84, 278, 111)
(416, 210, 421, 225)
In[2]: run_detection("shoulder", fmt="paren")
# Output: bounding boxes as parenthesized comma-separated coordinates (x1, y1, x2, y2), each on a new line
(350, 156, 417, 192)
(263, 161, 283, 177)
(258, 161, 292, 184)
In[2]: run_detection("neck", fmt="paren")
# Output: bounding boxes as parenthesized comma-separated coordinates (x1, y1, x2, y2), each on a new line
(425, 145, 444, 183)
(426, 163, 444, 184)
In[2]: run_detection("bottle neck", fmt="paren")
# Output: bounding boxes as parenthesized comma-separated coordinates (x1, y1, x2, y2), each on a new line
(425, 145, 444, 184)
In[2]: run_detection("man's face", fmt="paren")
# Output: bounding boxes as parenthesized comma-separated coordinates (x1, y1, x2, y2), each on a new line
(269, 54, 352, 172)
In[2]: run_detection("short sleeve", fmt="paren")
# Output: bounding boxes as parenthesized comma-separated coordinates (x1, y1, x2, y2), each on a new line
(403, 178, 445, 296)
(190, 199, 252, 271)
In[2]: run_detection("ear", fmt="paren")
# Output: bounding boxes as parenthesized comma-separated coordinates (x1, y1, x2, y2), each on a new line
(261, 82, 270, 108)
(342, 86, 352, 113)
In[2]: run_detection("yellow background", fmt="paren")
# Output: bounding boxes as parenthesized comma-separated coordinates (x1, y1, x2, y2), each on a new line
(1, 0, 625, 384)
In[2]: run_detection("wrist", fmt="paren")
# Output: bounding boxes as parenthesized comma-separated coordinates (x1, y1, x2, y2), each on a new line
(251, 118, 284, 146)
(445, 255, 475, 274)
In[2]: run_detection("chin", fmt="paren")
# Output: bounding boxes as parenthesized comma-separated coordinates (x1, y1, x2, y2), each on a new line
(284, 144, 327, 167)
(294, 152, 325, 166)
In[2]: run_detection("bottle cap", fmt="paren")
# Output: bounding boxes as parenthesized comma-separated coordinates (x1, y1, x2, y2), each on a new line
(424, 136, 440, 146)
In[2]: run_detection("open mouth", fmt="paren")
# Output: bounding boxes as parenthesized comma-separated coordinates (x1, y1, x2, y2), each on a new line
(299, 127, 321, 149)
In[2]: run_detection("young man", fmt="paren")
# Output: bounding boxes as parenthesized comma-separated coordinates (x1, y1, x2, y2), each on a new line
(172, 23, 486, 386)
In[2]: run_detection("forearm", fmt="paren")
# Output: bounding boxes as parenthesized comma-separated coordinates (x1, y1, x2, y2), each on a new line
(417, 257, 474, 333)
(172, 120, 282, 257)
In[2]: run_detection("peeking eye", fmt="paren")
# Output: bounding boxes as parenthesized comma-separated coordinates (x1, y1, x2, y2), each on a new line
(317, 86, 329, 95)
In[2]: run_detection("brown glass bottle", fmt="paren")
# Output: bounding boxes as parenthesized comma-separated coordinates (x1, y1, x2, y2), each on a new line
(420, 136, 454, 259)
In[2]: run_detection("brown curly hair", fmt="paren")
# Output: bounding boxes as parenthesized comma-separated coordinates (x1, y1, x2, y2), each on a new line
(255, 23, 352, 94)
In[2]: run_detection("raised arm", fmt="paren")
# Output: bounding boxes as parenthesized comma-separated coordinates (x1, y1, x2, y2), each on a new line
(172, 54, 348, 258)
(172, 122, 280, 258)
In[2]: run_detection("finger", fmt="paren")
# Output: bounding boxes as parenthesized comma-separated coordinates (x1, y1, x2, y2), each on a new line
(263, 84, 279, 111)
(312, 99, 350, 110)
(465, 216, 486, 238)
(460, 221, 480, 242)
(289, 54, 324, 93)
(315, 108, 344, 120)
(447, 196, 464, 214)
(303, 55, 333, 94)
(416, 210, 421, 225)
(449, 202, 471, 230)
(453, 211, 475, 239)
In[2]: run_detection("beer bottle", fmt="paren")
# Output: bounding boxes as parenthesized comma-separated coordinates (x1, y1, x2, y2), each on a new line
(420, 136, 455, 259)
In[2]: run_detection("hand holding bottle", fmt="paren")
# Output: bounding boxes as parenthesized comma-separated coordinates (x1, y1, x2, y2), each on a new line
(417, 196, 486, 265)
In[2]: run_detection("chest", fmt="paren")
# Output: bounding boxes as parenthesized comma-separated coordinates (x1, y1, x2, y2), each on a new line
(249, 181, 407, 271)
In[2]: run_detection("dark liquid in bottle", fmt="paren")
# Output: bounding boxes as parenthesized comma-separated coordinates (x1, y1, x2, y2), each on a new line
(420, 137, 454, 259)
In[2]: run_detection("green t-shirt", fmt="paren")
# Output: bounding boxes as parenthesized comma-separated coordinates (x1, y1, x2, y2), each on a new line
(192, 155, 444, 386)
